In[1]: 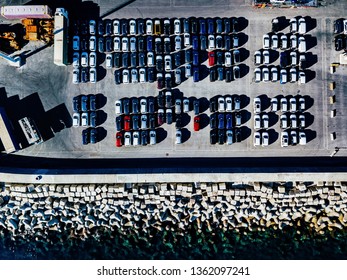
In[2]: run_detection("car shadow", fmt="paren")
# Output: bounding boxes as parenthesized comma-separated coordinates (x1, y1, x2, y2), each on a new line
(181, 128, 191, 143)
(268, 112, 279, 128)
(199, 113, 209, 130)
(238, 33, 248, 48)
(172, 88, 184, 100)
(96, 126, 107, 142)
(304, 95, 314, 111)
(240, 125, 251, 141)
(198, 97, 209, 113)
(305, 34, 317, 51)
(278, 16, 289, 31)
(241, 110, 251, 124)
(239, 94, 250, 109)
(95, 93, 107, 109)
(268, 128, 279, 145)
(305, 16, 317, 33)
(305, 129, 316, 143)
(199, 64, 210, 81)
(304, 112, 314, 128)
(269, 49, 279, 64)
(239, 63, 249, 79)
(258, 94, 270, 111)
(46, 103, 73, 133)
(181, 113, 191, 127)
(237, 17, 248, 32)
(238, 47, 249, 63)
(200, 50, 208, 64)
(96, 110, 107, 126)
(156, 127, 167, 144)
(96, 65, 107, 82)
(305, 52, 318, 68)
(305, 69, 316, 83)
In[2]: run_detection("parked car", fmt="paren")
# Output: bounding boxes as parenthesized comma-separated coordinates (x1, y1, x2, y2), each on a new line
(271, 67, 278, 82)
(290, 18, 298, 33)
(280, 68, 287, 84)
(270, 97, 278, 112)
(254, 131, 261, 147)
(281, 131, 289, 147)
(193, 116, 200, 131)
(271, 34, 279, 49)
(73, 112, 80, 127)
(253, 97, 261, 113)
(280, 97, 288, 112)
(175, 129, 182, 144)
(262, 131, 269, 147)
(254, 67, 261, 83)
(263, 34, 270, 49)
(226, 130, 233, 145)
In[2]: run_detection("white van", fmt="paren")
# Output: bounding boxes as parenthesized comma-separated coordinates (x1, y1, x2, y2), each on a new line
(254, 68, 261, 83)
(298, 36, 306, 53)
(298, 18, 306, 34)
(299, 71, 306, 84)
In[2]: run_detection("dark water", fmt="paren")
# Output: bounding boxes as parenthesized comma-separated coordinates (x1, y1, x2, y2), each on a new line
(1, 223, 347, 260)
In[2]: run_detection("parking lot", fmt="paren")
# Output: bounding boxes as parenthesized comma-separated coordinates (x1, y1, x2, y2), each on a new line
(0, 0, 346, 158)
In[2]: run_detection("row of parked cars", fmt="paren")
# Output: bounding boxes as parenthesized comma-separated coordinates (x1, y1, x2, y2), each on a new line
(210, 112, 242, 130)
(116, 130, 157, 147)
(254, 66, 305, 84)
(209, 95, 241, 112)
(333, 18, 347, 35)
(82, 128, 98, 145)
(272, 17, 308, 35)
(280, 130, 306, 147)
(73, 111, 97, 127)
(73, 95, 97, 112)
(210, 128, 242, 145)
(254, 50, 306, 68)
(263, 33, 307, 53)
(334, 34, 347, 52)
(253, 96, 306, 114)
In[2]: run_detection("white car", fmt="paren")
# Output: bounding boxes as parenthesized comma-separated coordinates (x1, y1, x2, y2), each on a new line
(185, 64, 192, 78)
(81, 52, 88, 67)
(254, 67, 261, 82)
(253, 97, 261, 113)
(90, 67, 97, 83)
(73, 112, 80, 126)
(298, 36, 306, 53)
(271, 34, 279, 49)
(290, 18, 298, 33)
(122, 69, 130, 84)
(271, 67, 278, 82)
(281, 131, 289, 147)
(115, 100, 122, 115)
(299, 71, 306, 84)
(122, 37, 129, 52)
(73, 52, 80, 67)
(290, 51, 297, 66)
(146, 19, 153, 35)
(174, 19, 181, 35)
(89, 36, 96, 51)
(73, 35, 80, 51)
(129, 19, 136, 35)
(89, 52, 96, 67)
(133, 131, 140, 146)
(290, 68, 297, 82)
(291, 130, 298, 145)
(225, 52, 232, 67)
(175, 99, 182, 114)
(208, 35, 215, 49)
(175, 129, 182, 144)
(105, 53, 113, 68)
(81, 112, 88, 127)
(254, 50, 262, 65)
(113, 37, 121, 51)
(149, 130, 156, 145)
(299, 97, 305, 111)
(72, 68, 80, 84)
(262, 67, 270, 82)
(164, 55, 172, 71)
(226, 130, 233, 145)
(113, 19, 120, 35)
(218, 97, 225, 112)
(262, 132, 269, 147)
(290, 34, 297, 49)
(183, 98, 189, 113)
(281, 34, 288, 49)
(290, 114, 297, 128)
(184, 33, 190, 47)
(280, 114, 288, 129)
(131, 68, 138, 83)
(280, 68, 287, 84)
(225, 96, 232, 112)
(299, 114, 305, 128)
(289, 97, 297, 112)
(270, 97, 278, 112)
(124, 132, 132, 146)
(89, 20, 96, 35)
(175, 36, 182, 51)
(254, 131, 261, 147)
(263, 34, 270, 49)
(139, 68, 146, 83)
(262, 114, 269, 129)
(254, 114, 261, 129)
(234, 96, 241, 111)
(299, 131, 306, 145)
(140, 98, 147, 113)
(280, 97, 288, 112)
(298, 17, 306, 34)
(147, 52, 154, 67)
(263, 50, 270, 65)
(130, 37, 137, 52)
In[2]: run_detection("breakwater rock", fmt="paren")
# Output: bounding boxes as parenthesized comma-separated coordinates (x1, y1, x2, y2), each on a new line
(0, 181, 347, 239)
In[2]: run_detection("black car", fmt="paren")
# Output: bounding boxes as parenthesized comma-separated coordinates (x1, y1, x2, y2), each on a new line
(231, 17, 238, 33)
(138, 36, 145, 52)
(157, 74, 164, 89)
(335, 35, 344, 51)
(156, 57, 163, 72)
(200, 35, 207, 50)
(138, 19, 145, 35)
(163, 19, 170, 35)
(80, 37, 88, 51)
(122, 52, 129, 68)
(89, 94, 97, 111)
(193, 99, 199, 115)
(334, 19, 343, 34)
(123, 98, 130, 115)
(164, 37, 171, 54)
(155, 38, 162, 53)
(216, 36, 223, 49)
(81, 67, 89, 83)
(131, 98, 139, 114)
(82, 129, 89, 145)
(210, 129, 217, 144)
(165, 92, 172, 108)
(191, 17, 198, 34)
(148, 97, 155, 113)
(105, 19, 112, 36)
(233, 49, 240, 63)
(218, 129, 225, 144)
(235, 128, 241, 142)
(98, 20, 104, 36)
(223, 18, 231, 34)
(105, 36, 113, 52)
(90, 128, 97, 144)
(210, 68, 217, 82)
(141, 130, 148, 146)
(175, 114, 182, 128)
(149, 114, 156, 129)
(210, 113, 217, 129)
(147, 36, 153, 52)
(138, 52, 146, 67)
(224, 35, 231, 50)
(131, 52, 137, 67)
(114, 70, 121, 84)
(147, 67, 155, 83)
(185, 49, 192, 63)
(73, 21, 79, 35)
(183, 18, 190, 33)
(280, 52, 288, 68)
(90, 111, 97, 127)
(233, 66, 240, 79)
(116, 116, 122, 131)
(166, 109, 173, 124)
(114, 52, 121, 68)
(272, 18, 279, 33)
(80, 20, 88, 35)
(157, 92, 165, 108)
(121, 19, 128, 35)
(165, 74, 172, 89)
(209, 97, 217, 112)
(216, 51, 224, 66)
(225, 68, 232, 83)
(157, 110, 165, 126)
(132, 114, 139, 130)
(174, 52, 181, 67)
(73, 96, 81, 112)
(98, 37, 104, 53)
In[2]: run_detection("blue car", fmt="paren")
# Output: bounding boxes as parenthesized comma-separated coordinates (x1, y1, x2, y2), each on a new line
(82, 129, 89, 145)
(146, 36, 153, 52)
(218, 113, 224, 129)
(81, 95, 88, 112)
(193, 50, 199, 66)
(226, 113, 233, 129)
(193, 66, 199, 82)
(207, 18, 214, 34)
(192, 35, 199, 50)
(199, 18, 206, 34)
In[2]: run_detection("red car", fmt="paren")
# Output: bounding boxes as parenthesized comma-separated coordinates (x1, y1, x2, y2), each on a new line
(124, 115, 131, 131)
(115, 131, 123, 147)
(194, 116, 200, 131)
(208, 51, 215, 66)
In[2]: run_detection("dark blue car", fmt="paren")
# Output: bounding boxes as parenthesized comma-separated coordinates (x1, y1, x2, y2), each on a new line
(226, 113, 233, 129)
(147, 36, 153, 52)
(193, 66, 199, 82)
(192, 35, 199, 50)
(218, 113, 224, 129)
(207, 18, 214, 34)
(199, 18, 206, 34)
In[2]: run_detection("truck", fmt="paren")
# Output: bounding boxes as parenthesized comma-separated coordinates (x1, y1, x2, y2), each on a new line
(1, 5, 52, 20)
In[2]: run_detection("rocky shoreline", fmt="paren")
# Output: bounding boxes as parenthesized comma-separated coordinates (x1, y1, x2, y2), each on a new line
(0, 181, 347, 240)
